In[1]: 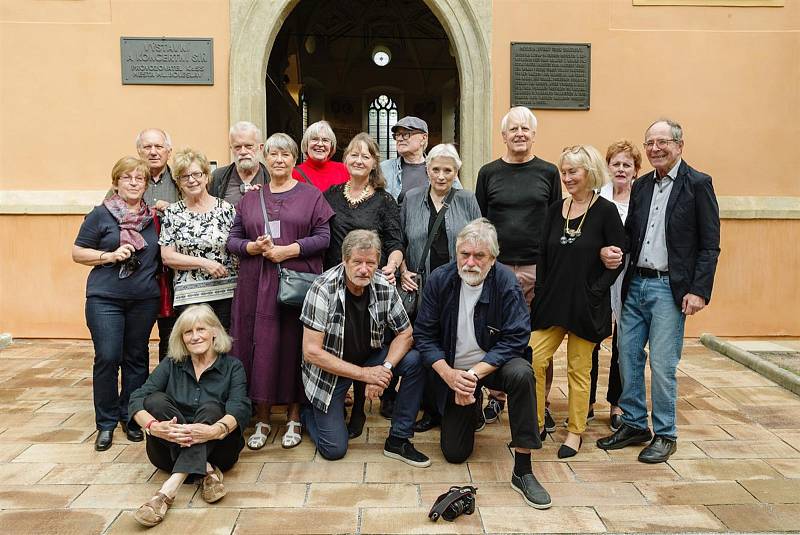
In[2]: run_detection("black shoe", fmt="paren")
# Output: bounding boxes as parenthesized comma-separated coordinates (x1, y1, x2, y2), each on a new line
(383, 437, 431, 468)
(120, 421, 144, 442)
(347, 411, 366, 439)
(638, 436, 677, 464)
(544, 408, 556, 433)
(610, 413, 623, 432)
(557, 437, 582, 459)
(511, 472, 552, 509)
(483, 397, 505, 423)
(379, 398, 395, 420)
(413, 413, 440, 433)
(540, 428, 548, 441)
(94, 430, 113, 451)
(474, 396, 486, 433)
(596, 423, 653, 451)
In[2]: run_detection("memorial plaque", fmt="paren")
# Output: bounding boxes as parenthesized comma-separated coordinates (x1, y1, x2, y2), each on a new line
(121, 37, 213, 85)
(511, 42, 590, 110)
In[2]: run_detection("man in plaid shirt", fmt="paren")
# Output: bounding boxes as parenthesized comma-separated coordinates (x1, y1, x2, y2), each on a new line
(300, 230, 430, 467)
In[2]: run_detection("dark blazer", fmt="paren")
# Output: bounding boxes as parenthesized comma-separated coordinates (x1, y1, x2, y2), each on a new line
(209, 162, 269, 199)
(622, 159, 721, 307)
(414, 261, 532, 413)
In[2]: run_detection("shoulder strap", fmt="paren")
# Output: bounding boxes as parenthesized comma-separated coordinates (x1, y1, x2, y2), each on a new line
(295, 166, 311, 184)
(258, 187, 271, 237)
(414, 187, 457, 273)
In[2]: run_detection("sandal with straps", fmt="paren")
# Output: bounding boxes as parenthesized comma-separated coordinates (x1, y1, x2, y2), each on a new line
(247, 422, 271, 450)
(134, 491, 174, 527)
(201, 465, 226, 503)
(281, 420, 302, 449)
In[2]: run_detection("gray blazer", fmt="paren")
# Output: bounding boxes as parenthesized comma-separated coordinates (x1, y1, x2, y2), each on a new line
(400, 185, 481, 277)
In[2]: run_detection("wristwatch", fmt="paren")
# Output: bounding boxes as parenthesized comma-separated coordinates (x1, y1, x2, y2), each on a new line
(382, 361, 393, 371)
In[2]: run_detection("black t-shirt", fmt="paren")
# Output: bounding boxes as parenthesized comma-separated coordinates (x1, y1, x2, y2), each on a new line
(427, 196, 450, 272)
(475, 157, 561, 265)
(74, 205, 160, 300)
(343, 288, 371, 365)
(398, 161, 428, 204)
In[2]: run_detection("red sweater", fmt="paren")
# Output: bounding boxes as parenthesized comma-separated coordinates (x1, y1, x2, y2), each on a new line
(292, 159, 349, 192)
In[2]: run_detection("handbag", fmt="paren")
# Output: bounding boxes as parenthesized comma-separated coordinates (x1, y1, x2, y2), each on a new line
(258, 187, 318, 307)
(152, 211, 174, 318)
(398, 187, 456, 317)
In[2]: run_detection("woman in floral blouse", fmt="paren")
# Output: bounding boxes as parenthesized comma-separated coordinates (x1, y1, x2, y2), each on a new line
(160, 148, 238, 329)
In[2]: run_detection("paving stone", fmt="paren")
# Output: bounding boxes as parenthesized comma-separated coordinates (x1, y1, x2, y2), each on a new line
(259, 461, 364, 483)
(70, 483, 195, 509)
(0, 463, 56, 484)
(40, 463, 156, 485)
(0, 484, 86, 509)
(190, 482, 306, 508)
(596, 504, 726, 532)
(766, 458, 800, 478)
(709, 504, 800, 532)
(690, 371, 777, 388)
(719, 423, 778, 441)
(685, 396, 740, 412)
(108, 508, 240, 534)
(361, 507, 483, 534)
(635, 481, 757, 505)
(773, 429, 800, 451)
(479, 505, 606, 533)
(606, 440, 708, 461)
(569, 461, 679, 482)
(0, 443, 35, 464)
(421, 481, 645, 507)
(669, 459, 782, 480)
(676, 409, 749, 425)
(365, 461, 470, 483)
(696, 440, 800, 459)
(306, 483, 419, 507)
(744, 406, 800, 428)
(714, 386, 800, 407)
(0, 425, 95, 444)
(740, 479, 800, 503)
(235, 508, 357, 534)
(0, 509, 118, 535)
(12, 443, 124, 463)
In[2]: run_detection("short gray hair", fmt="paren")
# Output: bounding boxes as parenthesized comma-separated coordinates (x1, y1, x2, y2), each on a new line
(341, 229, 382, 263)
(135, 128, 172, 150)
(425, 143, 462, 171)
(264, 132, 298, 162)
(167, 304, 232, 362)
(646, 118, 683, 142)
(456, 218, 499, 258)
(229, 121, 263, 143)
(500, 106, 537, 133)
(301, 120, 337, 158)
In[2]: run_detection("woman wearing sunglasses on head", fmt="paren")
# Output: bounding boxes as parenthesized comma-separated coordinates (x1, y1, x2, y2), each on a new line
(72, 156, 162, 452)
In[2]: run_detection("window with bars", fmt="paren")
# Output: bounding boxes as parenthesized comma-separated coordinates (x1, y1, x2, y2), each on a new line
(368, 94, 398, 160)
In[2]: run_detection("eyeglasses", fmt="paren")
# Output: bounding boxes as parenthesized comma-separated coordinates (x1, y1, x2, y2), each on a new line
(643, 139, 677, 149)
(393, 131, 422, 141)
(119, 175, 147, 184)
(309, 137, 332, 145)
(178, 171, 205, 182)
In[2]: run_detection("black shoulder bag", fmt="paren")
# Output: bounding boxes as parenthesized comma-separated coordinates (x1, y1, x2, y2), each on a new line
(399, 188, 456, 317)
(259, 188, 318, 307)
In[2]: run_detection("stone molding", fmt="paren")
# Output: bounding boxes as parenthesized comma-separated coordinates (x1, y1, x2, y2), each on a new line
(228, 0, 492, 188)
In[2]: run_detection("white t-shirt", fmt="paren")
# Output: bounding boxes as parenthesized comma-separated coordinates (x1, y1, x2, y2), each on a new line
(454, 280, 486, 370)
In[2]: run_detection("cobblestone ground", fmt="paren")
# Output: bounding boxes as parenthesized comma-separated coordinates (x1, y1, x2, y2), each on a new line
(0, 338, 799, 534)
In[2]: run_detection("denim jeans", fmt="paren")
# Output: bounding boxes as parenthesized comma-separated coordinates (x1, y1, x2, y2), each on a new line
(618, 274, 685, 439)
(85, 296, 159, 430)
(302, 346, 424, 460)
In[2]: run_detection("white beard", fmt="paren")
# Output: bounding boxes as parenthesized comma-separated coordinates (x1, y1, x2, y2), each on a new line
(237, 158, 257, 172)
(458, 267, 486, 286)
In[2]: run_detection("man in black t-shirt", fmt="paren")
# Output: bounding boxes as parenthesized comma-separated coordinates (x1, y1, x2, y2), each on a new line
(475, 106, 561, 429)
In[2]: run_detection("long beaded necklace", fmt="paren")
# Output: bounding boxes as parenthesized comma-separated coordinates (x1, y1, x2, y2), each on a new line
(560, 191, 595, 245)
(343, 181, 373, 207)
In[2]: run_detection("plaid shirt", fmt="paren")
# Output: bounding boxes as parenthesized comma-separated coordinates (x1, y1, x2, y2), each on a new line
(300, 263, 410, 412)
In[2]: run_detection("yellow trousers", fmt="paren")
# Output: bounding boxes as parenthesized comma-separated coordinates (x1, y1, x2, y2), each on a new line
(532, 326, 595, 435)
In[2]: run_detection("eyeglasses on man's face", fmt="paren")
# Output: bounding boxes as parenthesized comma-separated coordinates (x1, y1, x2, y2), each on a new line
(643, 139, 677, 150)
(393, 130, 423, 141)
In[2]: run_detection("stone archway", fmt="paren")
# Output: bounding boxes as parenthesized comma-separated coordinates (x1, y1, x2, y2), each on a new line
(229, 0, 491, 188)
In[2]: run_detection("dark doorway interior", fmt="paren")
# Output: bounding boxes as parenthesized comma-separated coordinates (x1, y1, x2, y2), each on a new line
(266, 0, 460, 161)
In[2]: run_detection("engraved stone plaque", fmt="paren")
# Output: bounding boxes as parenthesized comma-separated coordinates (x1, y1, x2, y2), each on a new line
(511, 42, 590, 110)
(121, 37, 213, 85)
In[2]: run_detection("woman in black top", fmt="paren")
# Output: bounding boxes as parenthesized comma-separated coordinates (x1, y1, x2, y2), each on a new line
(530, 145, 625, 459)
(128, 304, 251, 527)
(72, 156, 161, 452)
(323, 132, 404, 438)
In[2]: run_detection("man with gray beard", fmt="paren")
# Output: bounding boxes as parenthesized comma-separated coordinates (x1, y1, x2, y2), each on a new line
(414, 218, 551, 509)
(210, 121, 269, 205)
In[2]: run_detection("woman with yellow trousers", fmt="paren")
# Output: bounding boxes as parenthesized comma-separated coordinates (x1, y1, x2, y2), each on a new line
(530, 145, 625, 459)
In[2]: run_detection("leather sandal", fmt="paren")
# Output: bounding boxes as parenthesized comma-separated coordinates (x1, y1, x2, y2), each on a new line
(281, 420, 302, 449)
(134, 491, 174, 527)
(201, 465, 226, 503)
(247, 422, 271, 450)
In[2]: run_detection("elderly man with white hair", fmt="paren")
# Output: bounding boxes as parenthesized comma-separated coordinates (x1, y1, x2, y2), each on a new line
(136, 128, 179, 213)
(414, 218, 551, 509)
(210, 121, 269, 205)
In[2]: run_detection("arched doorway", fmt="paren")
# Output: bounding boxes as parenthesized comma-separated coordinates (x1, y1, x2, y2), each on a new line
(229, 0, 491, 188)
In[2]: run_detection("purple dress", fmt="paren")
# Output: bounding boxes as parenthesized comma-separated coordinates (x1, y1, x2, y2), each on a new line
(227, 182, 334, 405)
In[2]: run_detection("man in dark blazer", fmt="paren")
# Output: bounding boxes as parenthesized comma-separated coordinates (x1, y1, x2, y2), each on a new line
(596, 118, 721, 463)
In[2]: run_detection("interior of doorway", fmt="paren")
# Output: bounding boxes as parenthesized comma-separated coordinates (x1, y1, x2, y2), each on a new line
(266, 0, 460, 162)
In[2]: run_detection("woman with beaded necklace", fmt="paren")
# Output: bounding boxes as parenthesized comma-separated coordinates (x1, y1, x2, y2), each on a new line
(530, 145, 626, 459)
(323, 132, 404, 438)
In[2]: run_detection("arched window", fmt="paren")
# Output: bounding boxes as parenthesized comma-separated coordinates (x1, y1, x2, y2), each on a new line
(368, 94, 398, 159)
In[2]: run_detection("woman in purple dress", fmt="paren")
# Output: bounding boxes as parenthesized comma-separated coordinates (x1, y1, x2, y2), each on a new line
(227, 133, 334, 450)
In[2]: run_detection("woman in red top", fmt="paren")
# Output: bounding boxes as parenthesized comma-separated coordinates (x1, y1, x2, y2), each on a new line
(292, 120, 349, 192)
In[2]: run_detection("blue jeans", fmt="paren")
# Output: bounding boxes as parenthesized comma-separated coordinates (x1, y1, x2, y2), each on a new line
(617, 274, 685, 439)
(302, 346, 424, 460)
(85, 296, 159, 430)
